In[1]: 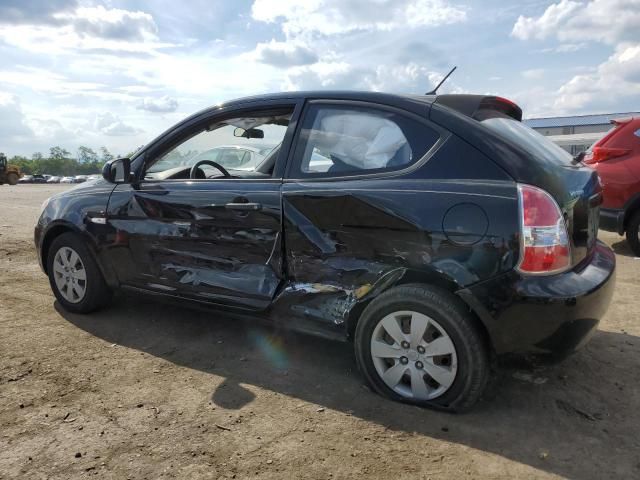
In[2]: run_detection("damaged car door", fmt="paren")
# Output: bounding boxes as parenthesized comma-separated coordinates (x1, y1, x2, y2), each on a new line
(104, 105, 296, 309)
(278, 101, 443, 331)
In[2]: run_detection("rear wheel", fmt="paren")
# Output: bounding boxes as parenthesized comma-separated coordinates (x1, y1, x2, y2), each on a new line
(626, 210, 640, 256)
(7, 173, 18, 185)
(47, 232, 112, 313)
(355, 284, 489, 412)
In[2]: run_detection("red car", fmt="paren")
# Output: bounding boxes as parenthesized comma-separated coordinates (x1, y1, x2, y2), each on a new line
(585, 117, 640, 255)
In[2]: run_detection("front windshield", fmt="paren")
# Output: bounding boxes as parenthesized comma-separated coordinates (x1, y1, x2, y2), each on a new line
(146, 113, 289, 175)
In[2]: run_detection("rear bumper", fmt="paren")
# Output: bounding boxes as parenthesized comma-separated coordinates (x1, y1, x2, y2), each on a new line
(600, 207, 625, 235)
(458, 241, 616, 358)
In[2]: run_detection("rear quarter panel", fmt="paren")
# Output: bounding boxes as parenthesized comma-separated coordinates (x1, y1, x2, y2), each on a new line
(273, 134, 519, 337)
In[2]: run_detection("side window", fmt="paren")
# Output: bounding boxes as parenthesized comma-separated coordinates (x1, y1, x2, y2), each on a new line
(291, 104, 439, 177)
(144, 109, 291, 180)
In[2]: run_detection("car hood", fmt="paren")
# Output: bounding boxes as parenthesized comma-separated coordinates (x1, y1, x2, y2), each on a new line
(50, 177, 115, 201)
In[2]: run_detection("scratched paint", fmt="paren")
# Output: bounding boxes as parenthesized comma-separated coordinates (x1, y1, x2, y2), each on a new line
(163, 263, 280, 298)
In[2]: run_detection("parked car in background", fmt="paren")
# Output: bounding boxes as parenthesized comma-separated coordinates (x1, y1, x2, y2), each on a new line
(18, 175, 34, 183)
(584, 117, 640, 255)
(73, 175, 88, 183)
(32, 174, 47, 184)
(60, 176, 74, 183)
(35, 91, 615, 412)
(87, 175, 101, 181)
(47, 176, 61, 183)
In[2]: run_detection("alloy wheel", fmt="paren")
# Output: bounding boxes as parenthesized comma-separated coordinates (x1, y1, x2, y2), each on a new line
(52, 246, 87, 304)
(370, 310, 458, 400)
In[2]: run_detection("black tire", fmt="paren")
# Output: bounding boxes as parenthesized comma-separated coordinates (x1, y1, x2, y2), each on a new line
(626, 210, 640, 257)
(7, 173, 18, 185)
(46, 232, 112, 313)
(354, 284, 489, 412)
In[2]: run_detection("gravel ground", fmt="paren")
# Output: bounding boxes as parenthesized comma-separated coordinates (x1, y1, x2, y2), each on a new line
(1, 184, 639, 479)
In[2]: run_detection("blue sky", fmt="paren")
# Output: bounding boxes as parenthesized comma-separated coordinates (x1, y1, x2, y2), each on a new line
(0, 0, 638, 157)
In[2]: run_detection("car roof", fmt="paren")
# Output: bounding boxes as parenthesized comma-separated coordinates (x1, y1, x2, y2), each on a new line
(132, 91, 522, 162)
(218, 90, 435, 107)
(202, 91, 522, 123)
(173, 91, 437, 125)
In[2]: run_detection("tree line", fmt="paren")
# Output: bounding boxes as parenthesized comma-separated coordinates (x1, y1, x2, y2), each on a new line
(6, 146, 130, 176)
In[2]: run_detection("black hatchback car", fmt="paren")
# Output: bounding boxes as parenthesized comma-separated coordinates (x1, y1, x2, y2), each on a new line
(35, 91, 615, 411)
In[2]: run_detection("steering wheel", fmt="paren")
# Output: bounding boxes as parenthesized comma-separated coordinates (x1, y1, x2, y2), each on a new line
(189, 160, 231, 179)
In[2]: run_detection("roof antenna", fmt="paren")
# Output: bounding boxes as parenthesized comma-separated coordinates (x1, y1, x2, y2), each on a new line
(426, 66, 457, 95)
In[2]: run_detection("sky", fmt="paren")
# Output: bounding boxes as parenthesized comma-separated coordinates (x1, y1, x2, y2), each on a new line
(0, 0, 639, 157)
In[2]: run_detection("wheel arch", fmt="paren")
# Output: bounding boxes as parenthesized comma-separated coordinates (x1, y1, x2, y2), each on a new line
(41, 222, 114, 278)
(345, 268, 494, 355)
(41, 222, 82, 274)
(623, 194, 640, 231)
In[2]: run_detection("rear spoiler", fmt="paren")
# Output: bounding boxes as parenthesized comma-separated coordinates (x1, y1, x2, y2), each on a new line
(434, 94, 523, 122)
(611, 117, 633, 125)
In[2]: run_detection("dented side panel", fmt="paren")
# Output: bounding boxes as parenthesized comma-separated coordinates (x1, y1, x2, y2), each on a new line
(274, 177, 518, 335)
(105, 180, 283, 309)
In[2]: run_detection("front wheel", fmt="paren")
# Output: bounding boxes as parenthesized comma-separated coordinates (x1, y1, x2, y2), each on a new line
(47, 232, 112, 313)
(355, 284, 489, 412)
(7, 173, 18, 185)
(626, 210, 640, 257)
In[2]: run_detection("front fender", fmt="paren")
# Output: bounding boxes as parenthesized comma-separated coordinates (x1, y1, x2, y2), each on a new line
(35, 184, 117, 287)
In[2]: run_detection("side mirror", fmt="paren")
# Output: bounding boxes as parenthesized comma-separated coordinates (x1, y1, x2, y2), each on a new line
(233, 127, 265, 139)
(102, 157, 131, 183)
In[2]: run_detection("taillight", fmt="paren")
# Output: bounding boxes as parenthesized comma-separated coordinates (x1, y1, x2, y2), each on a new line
(584, 146, 630, 164)
(517, 184, 571, 275)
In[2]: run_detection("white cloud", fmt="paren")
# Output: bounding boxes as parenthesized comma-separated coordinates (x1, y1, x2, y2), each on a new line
(252, 40, 318, 67)
(554, 43, 640, 111)
(0, 93, 89, 154)
(137, 95, 178, 113)
(0, 4, 173, 56)
(0, 67, 109, 97)
(522, 68, 545, 80)
(251, 0, 466, 37)
(511, 0, 640, 115)
(283, 61, 353, 89)
(249, 0, 466, 100)
(0, 0, 78, 25)
(283, 61, 463, 93)
(541, 43, 587, 53)
(3, 0, 637, 157)
(0, 93, 33, 138)
(94, 112, 142, 136)
(512, 0, 640, 45)
(63, 6, 158, 41)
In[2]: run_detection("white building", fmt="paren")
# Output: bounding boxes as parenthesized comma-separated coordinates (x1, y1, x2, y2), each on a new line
(524, 112, 640, 156)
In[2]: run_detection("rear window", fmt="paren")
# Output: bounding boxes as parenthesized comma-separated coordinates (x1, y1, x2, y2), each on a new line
(482, 117, 573, 165)
(291, 104, 440, 178)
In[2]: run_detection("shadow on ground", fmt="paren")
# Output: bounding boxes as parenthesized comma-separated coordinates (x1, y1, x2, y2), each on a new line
(611, 238, 639, 258)
(58, 296, 640, 479)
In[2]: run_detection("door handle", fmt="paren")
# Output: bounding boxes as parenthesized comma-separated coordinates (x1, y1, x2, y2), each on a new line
(225, 202, 262, 211)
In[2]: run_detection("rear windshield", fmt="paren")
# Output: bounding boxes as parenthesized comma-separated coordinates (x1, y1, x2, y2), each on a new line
(482, 117, 573, 165)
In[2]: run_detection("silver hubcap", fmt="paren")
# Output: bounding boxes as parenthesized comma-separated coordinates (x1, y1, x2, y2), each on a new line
(53, 246, 87, 304)
(371, 310, 458, 401)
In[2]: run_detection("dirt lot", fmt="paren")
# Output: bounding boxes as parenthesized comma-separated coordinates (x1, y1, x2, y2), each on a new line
(1, 184, 639, 479)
